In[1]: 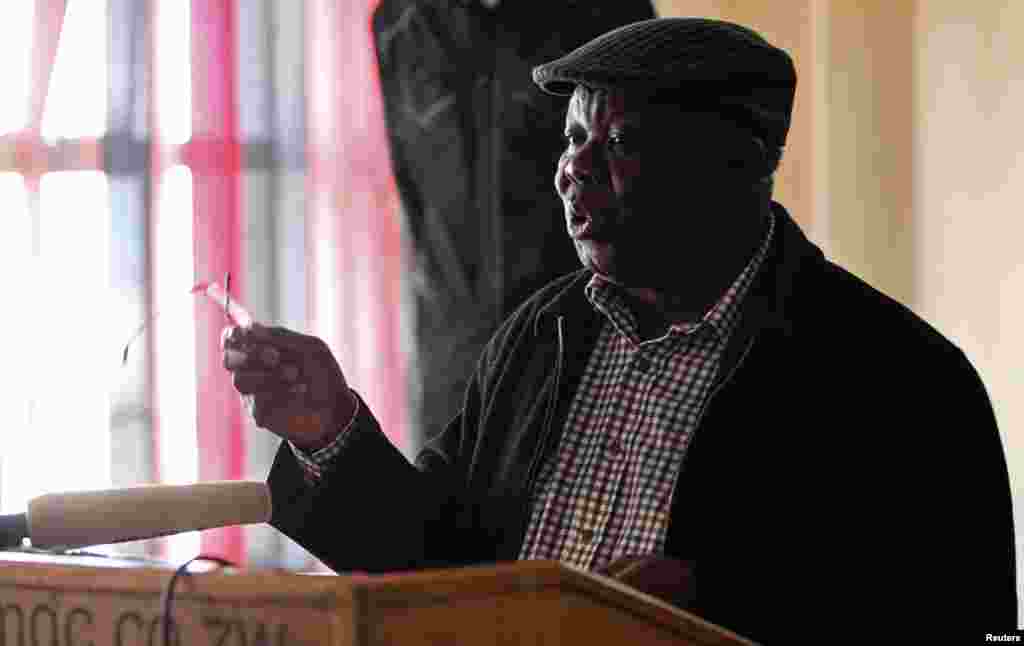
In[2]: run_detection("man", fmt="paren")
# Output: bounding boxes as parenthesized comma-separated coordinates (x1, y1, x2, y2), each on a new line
(223, 18, 1016, 642)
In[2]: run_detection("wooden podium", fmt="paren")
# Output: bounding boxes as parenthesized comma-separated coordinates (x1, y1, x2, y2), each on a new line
(0, 552, 755, 645)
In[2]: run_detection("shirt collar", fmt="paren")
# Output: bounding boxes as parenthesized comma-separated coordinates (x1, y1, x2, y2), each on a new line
(584, 211, 776, 343)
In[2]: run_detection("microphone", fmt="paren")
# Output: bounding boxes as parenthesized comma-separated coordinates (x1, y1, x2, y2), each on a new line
(0, 481, 271, 550)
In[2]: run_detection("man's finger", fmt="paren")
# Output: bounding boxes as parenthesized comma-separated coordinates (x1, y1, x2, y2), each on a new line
(221, 325, 240, 350)
(225, 325, 332, 370)
(248, 324, 307, 340)
(224, 348, 248, 370)
(232, 370, 295, 395)
(258, 345, 281, 367)
(245, 324, 331, 358)
(222, 323, 261, 350)
(224, 343, 291, 370)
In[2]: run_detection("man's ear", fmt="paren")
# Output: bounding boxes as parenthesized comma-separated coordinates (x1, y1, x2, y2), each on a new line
(726, 136, 776, 182)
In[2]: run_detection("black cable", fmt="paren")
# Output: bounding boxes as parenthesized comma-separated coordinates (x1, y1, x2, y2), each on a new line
(160, 555, 236, 646)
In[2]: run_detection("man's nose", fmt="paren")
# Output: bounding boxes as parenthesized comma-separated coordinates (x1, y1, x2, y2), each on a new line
(565, 143, 598, 185)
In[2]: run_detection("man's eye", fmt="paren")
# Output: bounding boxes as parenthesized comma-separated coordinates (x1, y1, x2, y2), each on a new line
(564, 132, 584, 146)
(608, 135, 631, 155)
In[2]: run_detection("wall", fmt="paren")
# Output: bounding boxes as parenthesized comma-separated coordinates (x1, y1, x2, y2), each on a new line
(914, 2, 1024, 625)
(656, 0, 1023, 624)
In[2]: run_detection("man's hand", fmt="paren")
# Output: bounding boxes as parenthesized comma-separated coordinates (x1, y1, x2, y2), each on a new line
(221, 323, 356, 452)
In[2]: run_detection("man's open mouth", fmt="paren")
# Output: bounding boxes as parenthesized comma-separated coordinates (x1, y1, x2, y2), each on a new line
(568, 210, 596, 239)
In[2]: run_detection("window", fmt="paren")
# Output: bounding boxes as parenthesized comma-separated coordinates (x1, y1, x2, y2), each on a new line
(1, 0, 403, 570)
(1, 0, 113, 516)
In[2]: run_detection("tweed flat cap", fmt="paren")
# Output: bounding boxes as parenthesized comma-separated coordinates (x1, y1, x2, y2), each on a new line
(532, 18, 797, 147)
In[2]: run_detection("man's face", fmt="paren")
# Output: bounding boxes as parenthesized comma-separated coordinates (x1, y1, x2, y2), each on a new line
(554, 86, 759, 287)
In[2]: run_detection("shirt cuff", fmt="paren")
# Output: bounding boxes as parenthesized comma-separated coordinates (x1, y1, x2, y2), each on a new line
(290, 388, 361, 485)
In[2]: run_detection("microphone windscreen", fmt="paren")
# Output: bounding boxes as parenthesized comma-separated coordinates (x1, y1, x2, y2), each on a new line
(26, 481, 271, 549)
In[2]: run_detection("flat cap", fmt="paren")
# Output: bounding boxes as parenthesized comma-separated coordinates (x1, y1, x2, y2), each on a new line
(532, 17, 797, 148)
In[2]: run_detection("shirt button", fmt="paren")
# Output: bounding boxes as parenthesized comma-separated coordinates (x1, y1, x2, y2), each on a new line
(633, 356, 652, 373)
(579, 528, 596, 543)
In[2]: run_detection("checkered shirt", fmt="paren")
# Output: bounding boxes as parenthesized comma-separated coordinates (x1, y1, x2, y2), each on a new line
(296, 216, 774, 571)
(518, 213, 775, 571)
(291, 390, 362, 484)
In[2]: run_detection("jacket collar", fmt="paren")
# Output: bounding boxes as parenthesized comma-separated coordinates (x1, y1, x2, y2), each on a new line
(533, 202, 823, 339)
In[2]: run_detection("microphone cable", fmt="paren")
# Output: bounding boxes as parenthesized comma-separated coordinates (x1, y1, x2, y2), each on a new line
(160, 554, 236, 646)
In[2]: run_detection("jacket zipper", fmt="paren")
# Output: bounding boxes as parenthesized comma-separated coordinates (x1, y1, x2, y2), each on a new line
(660, 334, 757, 553)
(698, 334, 757, 426)
(525, 315, 565, 497)
(667, 334, 757, 527)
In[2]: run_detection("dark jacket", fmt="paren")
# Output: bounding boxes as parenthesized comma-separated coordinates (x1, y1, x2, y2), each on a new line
(269, 204, 1016, 642)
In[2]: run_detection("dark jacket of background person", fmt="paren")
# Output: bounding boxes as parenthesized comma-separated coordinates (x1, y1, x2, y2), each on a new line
(372, 0, 655, 446)
(268, 204, 1016, 642)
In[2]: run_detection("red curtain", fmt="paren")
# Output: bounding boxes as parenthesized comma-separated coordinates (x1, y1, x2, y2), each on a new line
(306, 0, 407, 451)
(149, 0, 247, 562)
(143, 0, 250, 563)
(146, 0, 405, 565)
(188, 0, 246, 561)
(20, 0, 69, 191)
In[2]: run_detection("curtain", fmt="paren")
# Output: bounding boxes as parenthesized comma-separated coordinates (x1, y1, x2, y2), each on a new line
(307, 0, 408, 453)
(372, 0, 657, 447)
